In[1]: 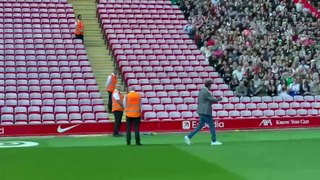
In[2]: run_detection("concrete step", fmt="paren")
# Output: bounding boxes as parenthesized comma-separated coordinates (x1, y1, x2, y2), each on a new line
(69, 0, 123, 120)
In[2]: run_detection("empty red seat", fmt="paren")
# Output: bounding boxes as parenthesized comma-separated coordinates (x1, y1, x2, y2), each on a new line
(275, 109, 286, 117)
(229, 110, 240, 117)
(297, 109, 308, 116)
(217, 111, 228, 118)
(263, 110, 275, 117)
(223, 104, 234, 111)
(312, 102, 320, 109)
(144, 112, 157, 120)
(96, 113, 109, 122)
(251, 97, 262, 103)
(268, 103, 279, 110)
(157, 112, 169, 120)
(241, 110, 252, 117)
(252, 110, 263, 117)
(279, 102, 290, 110)
(181, 111, 193, 120)
(308, 109, 318, 116)
(235, 103, 246, 110)
(169, 111, 181, 120)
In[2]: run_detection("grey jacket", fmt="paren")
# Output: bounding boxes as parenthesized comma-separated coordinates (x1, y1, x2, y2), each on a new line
(196, 87, 220, 116)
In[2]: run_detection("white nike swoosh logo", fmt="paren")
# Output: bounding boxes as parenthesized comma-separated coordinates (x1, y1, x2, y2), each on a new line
(57, 124, 80, 133)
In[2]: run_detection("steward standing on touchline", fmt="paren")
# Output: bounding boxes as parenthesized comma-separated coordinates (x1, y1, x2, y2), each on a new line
(124, 86, 142, 146)
(112, 84, 124, 137)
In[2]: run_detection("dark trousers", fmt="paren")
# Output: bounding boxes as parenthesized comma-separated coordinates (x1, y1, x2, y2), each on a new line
(108, 91, 112, 112)
(75, 34, 84, 42)
(126, 116, 141, 144)
(113, 111, 123, 135)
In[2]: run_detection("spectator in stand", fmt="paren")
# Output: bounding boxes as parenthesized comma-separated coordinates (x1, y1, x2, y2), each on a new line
(252, 74, 261, 89)
(207, 36, 216, 49)
(279, 87, 292, 98)
(230, 74, 240, 91)
(289, 77, 301, 96)
(232, 66, 243, 82)
(254, 80, 269, 97)
(184, 18, 196, 39)
(222, 66, 232, 84)
(310, 72, 320, 95)
(235, 81, 247, 97)
(278, 79, 288, 94)
(295, 0, 305, 12)
(247, 80, 255, 97)
(301, 79, 311, 95)
(200, 41, 212, 61)
(267, 79, 278, 96)
(194, 31, 205, 49)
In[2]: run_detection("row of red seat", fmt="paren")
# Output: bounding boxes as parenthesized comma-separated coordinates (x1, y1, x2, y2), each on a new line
(140, 95, 320, 103)
(143, 109, 320, 120)
(143, 102, 320, 111)
(0, 44, 84, 49)
(0, 99, 103, 107)
(1, 39, 82, 45)
(0, 1, 68, 6)
(99, 0, 171, 5)
(141, 96, 320, 106)
(1, 112, 109, 125)
(100, 4, 179, 10)
(0, 92, 101, 98)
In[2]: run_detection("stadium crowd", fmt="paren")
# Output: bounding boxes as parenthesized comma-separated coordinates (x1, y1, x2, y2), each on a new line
(179, 0, 320, 97)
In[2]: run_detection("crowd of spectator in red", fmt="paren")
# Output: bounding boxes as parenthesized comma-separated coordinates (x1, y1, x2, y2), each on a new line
(179, 0, 320, 97)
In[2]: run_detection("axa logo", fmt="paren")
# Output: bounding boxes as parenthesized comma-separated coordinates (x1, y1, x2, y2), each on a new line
(182, 121, 191, 130)
(259, 119, 273, 127)
(0, 127, 4, 134)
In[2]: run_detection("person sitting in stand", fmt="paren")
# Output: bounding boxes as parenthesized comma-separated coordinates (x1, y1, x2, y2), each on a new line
(289, 77, 301, 96)
(235, 81, 248, 97)
(254, 80, 269, 97)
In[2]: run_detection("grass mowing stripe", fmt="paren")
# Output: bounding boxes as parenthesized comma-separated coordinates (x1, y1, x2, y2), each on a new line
(177, 138, 320, 180)
(1, 130, 320, 180)
(0, 145, 245, 180)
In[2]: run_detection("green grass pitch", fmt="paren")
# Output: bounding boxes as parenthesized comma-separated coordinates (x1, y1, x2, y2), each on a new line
(1, 129, 320, 180)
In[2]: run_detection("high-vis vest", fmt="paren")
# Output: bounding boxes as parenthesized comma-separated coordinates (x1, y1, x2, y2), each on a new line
(112, 89, 124, 112)
(125, 91, 141, 118)
(106, 74, 117, 92)
(75, 20, 84, 35)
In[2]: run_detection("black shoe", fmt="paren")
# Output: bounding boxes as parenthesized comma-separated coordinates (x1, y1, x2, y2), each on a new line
(113, 134, 123, 137)
(127, 142, 131, 146)
(136, 143, 143, 146)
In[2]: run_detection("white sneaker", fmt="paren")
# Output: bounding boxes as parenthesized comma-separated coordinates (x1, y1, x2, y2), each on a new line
(211, 141, 222, 146)
(184, 136, 191, 145)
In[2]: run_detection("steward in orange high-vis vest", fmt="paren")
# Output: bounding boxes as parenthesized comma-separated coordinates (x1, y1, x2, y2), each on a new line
(124, 86, 142, 146)
(74, 14, 84, 42)
(106, 68, 118, 112)
(112, 88, 124, 137)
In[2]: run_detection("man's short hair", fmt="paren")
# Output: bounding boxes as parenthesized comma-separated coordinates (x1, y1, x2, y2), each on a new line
(204, 79, 213, 87)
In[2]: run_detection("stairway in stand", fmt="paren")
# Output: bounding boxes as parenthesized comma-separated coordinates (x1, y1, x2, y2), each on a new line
(68, 0, 126, 121)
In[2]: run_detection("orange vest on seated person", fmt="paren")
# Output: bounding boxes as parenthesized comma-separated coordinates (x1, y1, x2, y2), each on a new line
(125, 91, 141, 118)
(112, 89, 124, 112)
(106, 73, 117, 92)
(75, 20, 84, 35)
